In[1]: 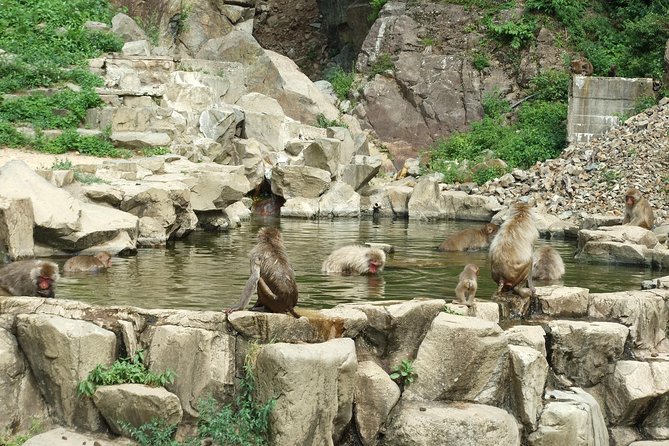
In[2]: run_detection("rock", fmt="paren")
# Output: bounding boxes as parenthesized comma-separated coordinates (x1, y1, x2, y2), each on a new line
(528, 388, 609, 446)
(111, 13, 148, 42)
(271, 165, 331, 199)
(548, 320, 629, 387)
(303, 137, 343, 177)
(380, 400, 520, 446)
(406, 313, 509, 405)
(142, 324, 235, 418)
(255, 339, 357, 446)
(0, 197, 34, 260)
(605, 361, 657, 424)
(408, 175, 448, 220)
(93, 384, 182, 434)
(355, 361, 401, 446)
(536, 286, 589, 318)
(16, 314, 116, 430)
(122, 40, 151, 57)
(24, 427, 131, 446)
(509, 345, 549, 430)
(504, 325, 547, 357)
(319, 182, 361, 217)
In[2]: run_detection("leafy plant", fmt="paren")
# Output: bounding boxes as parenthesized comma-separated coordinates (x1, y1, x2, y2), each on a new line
(73, 172, 108, 184)
(326, 67, 356, 101)
(316, 114, 347, 129)
(369, 53, 395, 78)
(390, 359, 416, 390)
(77, 350, 175, 397)
(472, 165, 506, 185)
(0, 420, 44, 446)
(485, 15, 537, 49)
(421, 37, 435, 46)
(123, 347, 275, 446)
(120, 419, 181, 446)
(471, 51, 490, 72)
(51, 158, 73, 170)
(529, 70, 570, 102)
(141, 146, 171, 157)
(0, 121, 28, 147)
(368, 0, 388, 22)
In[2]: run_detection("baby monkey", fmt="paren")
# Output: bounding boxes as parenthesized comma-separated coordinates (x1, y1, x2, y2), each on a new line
(454, 263, 479, 306)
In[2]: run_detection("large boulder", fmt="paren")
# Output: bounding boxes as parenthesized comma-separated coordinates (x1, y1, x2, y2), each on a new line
(0, 197, 34, 259)
(355, 361, 401, 446)
(407, 313, 509, 405)
(509, 345, 548, 430)
(271, 165, 331, 199)
(0, 328, 48, 432)
(380, 400, 520, 446)
(93, 384, 182, 435)
(528, 388, 609, 446)
(255, 338, 357, 446)
(0, 160, 81, 238)
(408, 175, 448, 220)
(16, 314, 116, 430)
(143, 325, 236, 418)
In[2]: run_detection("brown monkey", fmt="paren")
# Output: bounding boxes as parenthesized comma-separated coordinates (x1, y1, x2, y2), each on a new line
(570, 58, 593, 76)
(489, 202, 539, 297)
(225, 227, 299, 317)
(438, 223, 499, 252)
(531, 246, 565, 282)
(63, 251, 113, 273)
(622, 188, 654, 230)
(454, 264, 479, 306)
(321, 245, 386, 275)
(0, 259, 60, 298)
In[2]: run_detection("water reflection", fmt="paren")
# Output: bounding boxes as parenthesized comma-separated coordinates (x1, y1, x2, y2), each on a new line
(55, 218, 655, 311)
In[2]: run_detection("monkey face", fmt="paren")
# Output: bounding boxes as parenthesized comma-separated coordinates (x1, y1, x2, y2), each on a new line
(37, 276, 55, 298)
(626, 195, 635, 206)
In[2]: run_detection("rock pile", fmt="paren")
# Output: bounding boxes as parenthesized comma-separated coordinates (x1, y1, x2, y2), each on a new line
(471, 98, 669, 224)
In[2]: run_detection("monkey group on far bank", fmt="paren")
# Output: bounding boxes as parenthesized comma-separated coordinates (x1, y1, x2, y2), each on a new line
(0, 188, 657, 317)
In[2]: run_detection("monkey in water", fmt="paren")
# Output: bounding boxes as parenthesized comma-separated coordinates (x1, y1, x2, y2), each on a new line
(225, 227, 299, 318)
(321, 245, 386, 275)
(0, 259, 60, 298)
(454, 264, 479, 306)
(531, 246, 565, 282)
(63, 251, 113, 273)
(489, 202, 539, 298)
(438, 223, 499, 252)
(622, 188, 654, 230)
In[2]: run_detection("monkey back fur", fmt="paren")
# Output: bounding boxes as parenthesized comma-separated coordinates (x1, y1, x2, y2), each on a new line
(322, 245, 386, 275)
(489, 203, 539, 288)
(0, 259, 59, 297)
(531, 246, 565, 281)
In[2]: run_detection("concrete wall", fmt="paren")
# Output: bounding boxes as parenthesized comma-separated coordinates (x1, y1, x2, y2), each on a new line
(567, 75, 655, 143)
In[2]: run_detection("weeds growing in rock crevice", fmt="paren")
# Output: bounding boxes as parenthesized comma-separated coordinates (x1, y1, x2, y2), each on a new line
(118, 345, 275, 446)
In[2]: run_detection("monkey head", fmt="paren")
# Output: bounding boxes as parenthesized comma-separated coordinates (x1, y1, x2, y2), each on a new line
(366, 249, 386, 274)
(625, 188, 642, 207)
(31, 262, 59, 298)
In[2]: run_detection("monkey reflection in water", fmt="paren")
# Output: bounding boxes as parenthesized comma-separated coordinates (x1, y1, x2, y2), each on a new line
(225, 227, 299, 318)
(0, 259, 60, 298)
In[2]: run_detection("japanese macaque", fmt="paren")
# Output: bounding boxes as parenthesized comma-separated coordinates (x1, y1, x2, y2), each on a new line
(438, 223, 499, 252)
(531, 246, 565, 282)
(570, 57, 593, 76)
(454, 264, 479, 306)
(0, 259, 60, 298)
(225, 227, 299, 317)
(489, 202, 539, 298)
(622, 188, 654, 230)
(63, 251, 112, 273)
(321, 245, 386, 275)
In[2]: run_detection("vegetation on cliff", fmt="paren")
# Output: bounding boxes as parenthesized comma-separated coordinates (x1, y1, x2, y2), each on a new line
(0, 0, 125, 156)
(428, 0, 669, 183)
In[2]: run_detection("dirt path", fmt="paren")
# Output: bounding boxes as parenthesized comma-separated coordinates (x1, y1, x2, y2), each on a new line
(0, 148, 108, 170)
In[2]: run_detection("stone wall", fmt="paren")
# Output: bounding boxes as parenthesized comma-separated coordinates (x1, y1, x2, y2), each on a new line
(567, 75, 655, 143)
(3, 285, 669, 446)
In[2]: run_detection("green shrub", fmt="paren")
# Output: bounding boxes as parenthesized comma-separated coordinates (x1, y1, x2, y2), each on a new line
(481, 90, 511, 118)
(122, 348, 275, 446)
(485, 15, 537, 49)
(34, 129, 126, 157)
(369, 53, 395, 78)
(390, 359, 416, 391)
(326, 67, 355, 101)
(0, 121, 28, 147)
(472, 165, 506, 185)
(316, 114, 347, 129)
(368, 0, 388, 22)
(0, 89, 102, 129)
(529, 70, 570, 102)
(141, 146, 172, 157)
(471, 51, 490, 72)
(77, 350, 175, 397)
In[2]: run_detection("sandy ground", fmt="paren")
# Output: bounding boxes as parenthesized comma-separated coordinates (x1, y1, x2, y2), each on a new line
(0, 147, 108, 170)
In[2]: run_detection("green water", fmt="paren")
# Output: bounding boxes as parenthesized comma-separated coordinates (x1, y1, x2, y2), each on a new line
(54, 218, 656, 311)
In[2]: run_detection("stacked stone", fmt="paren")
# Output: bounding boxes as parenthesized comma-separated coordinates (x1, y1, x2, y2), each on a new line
(468, 98, 669, 223)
